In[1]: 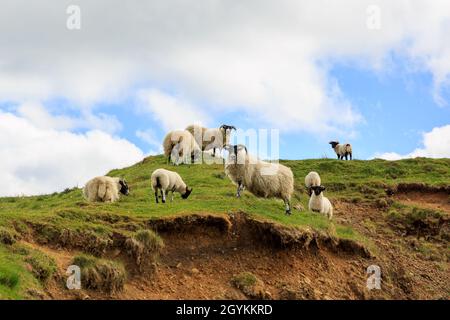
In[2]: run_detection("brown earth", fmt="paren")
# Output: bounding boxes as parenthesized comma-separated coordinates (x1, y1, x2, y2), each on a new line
(25, 192, 450, 300)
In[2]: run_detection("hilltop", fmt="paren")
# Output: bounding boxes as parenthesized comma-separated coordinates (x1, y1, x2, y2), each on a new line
(0, 156, 448, 299)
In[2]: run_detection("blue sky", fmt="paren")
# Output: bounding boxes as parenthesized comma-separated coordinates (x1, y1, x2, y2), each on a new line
(1, 0, 450, 196)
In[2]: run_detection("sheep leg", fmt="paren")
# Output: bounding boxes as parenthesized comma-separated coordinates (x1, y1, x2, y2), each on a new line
(212, 147, 216, 157)
(344, 153, 348, 160)
(236, 182, 243, 198)
(161, 189, 166, 203)
(349, 153, 352, 160)
(337, 154, 340, 160)
(155, 190, 159, 203)
(285, 199, 291, 215)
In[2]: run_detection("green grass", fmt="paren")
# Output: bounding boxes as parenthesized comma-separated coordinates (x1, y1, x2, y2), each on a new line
(0, 155, 448, 299)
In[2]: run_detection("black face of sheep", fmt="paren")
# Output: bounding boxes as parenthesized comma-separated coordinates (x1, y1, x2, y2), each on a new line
(329, 141, 339, 148)
(119, 180, 129, 196)
(311, 185, 326, 196)
(181, 187, 193, 199)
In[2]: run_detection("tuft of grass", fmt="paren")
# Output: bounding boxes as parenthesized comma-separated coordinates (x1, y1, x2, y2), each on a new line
(72, 254, 126, 294)
(24, 250, 57, 282)
(125, 229, 164, 272)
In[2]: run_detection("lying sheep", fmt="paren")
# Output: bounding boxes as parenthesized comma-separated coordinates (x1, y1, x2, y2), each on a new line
(163, 130, 202, 165)
(329, 141, 352, 160)
(151, 168, 192, 203)
(308, 185, 333, 220)
(305, 171, 321, 196)
(83, 176, 129, 203)
(185, 124, 236, 157)
(224, 144, 294, 215)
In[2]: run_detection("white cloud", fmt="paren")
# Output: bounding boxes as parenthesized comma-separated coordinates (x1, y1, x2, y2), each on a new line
(375, 124, 450, 160)
(136, 129, 163, 155)
(136, 89, 210, 131)
(15, 101, 122, 134)
(0, 111, 144, 196)
(1, 1, 449, 133)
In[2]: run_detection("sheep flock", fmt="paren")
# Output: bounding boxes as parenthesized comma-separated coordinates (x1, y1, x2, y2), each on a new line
(83, 123, 352, 218)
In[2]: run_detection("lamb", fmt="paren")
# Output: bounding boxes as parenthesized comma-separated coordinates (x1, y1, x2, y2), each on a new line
(308, 185, 333, 220)
(329, 141, 352, 160)
(305, 171, 321, 196)
(185, 124, 236, 157)
(224, 144, 294, 215)
(83, 176, 129, 203)
(151, 168, 192, 203)
(163, 130, 202, 165)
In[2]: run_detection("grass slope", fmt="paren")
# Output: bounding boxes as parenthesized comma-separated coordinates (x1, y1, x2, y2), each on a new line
(0, 155, 449, 298)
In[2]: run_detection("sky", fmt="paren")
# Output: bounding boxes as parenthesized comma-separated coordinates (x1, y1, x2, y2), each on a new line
(0, 0, 449, 196)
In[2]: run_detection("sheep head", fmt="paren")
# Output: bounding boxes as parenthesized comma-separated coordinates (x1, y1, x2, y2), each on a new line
(329, 141, 339, 148)
(311, 185, 325, 196)
(182, 186, 193, 199)
(224, 144, 247, 165)
(119, 179, 130, 196)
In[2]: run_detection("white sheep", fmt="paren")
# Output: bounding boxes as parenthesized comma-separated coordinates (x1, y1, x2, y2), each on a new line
(224, 144, 294, 215)
(308, 185, 333, 220)
(163, 130, 202, 165)
(185, 124, 236, 157)
(329, 141, 352, 160)
(83, 176, 129, 203)
(151, 168, 192, 203)
(305, 171, 321, 196)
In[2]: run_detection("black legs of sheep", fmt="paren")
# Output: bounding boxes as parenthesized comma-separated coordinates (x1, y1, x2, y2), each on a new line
(284, 199, 291, 215)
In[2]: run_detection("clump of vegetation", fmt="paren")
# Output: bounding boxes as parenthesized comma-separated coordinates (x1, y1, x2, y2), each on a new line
(231, 272, 270, 299)
(0, 266, 19, 289)
(387, 205, 448, 239)
(125, 229, 164, 272)
(0, 227, 19, 245)
(24, 250, 57, 282)
(72, 254, 126, 294)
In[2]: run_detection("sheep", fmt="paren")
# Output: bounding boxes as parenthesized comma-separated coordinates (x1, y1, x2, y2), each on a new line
(163, 130, 202, 165)
(329, 141, 352, 160)
(83, 176, 129, 203)
(308, 185, 333, 220)
(185, 124, 236, 157)
(151, 168, 192, 203)
(305, 171, 321, 196)
(224, 144, 294, 215)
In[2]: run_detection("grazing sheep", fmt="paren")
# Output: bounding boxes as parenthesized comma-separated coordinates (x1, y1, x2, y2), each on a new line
(308, 185, 333, 220)
(185, 124, 236, 157)
(329, 141, 352, 160)
(83, 176, 129, 203)
(151, 168, 192, 203)
(163, 130, 202, 165)
(305, 171, 321, 196)
(224, 144, 294, 215)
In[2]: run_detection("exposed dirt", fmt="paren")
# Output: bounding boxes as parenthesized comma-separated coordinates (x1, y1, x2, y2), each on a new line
(394, 191, 450, 213)
(24, 192, 450, 300)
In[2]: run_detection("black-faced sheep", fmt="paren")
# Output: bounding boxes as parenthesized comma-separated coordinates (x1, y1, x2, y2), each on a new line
(185, 124, 236, 157)
(308, 185, 333, 220)
(83, 176, 129, 203)
(163, 130, 202, 165)
(224, 144, 294, 215)
(151, 168, 192, 203)
(305, 171, 321, 196)
(329, 141, 352, 160)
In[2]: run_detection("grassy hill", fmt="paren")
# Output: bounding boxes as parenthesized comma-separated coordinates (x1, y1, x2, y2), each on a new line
(0, 156, 449, 299)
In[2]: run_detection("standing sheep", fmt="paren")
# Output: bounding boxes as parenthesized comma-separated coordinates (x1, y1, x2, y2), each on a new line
(83, 176, 129, 203)
(305, 171, 321, 196)
(185, 124, 236, 157)
(308, 185, 333, 220)
(151, 168, 192, 203)
(329, 141, 352, 160)
(224, 144, 294, 215)
(163, 130, 202, 165)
